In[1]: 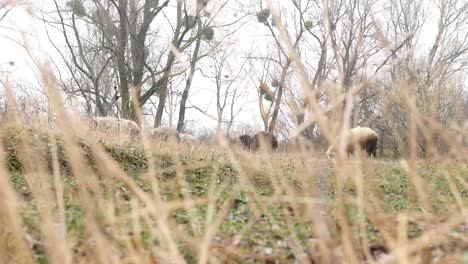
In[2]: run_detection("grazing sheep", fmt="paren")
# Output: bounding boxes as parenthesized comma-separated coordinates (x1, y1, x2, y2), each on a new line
(326, 126, 378, 159)
(149, 126, 180, 141)
(237, 134, 257, 150)
(253, 131, 278, 151)
(179, 133, 199, 144)
(91, 116, 140, 135)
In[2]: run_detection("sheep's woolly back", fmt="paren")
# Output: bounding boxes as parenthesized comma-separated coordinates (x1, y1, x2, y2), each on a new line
(92, 116, 140, 133)
(150, 126, 180, 141)
(346, 126, 378, 145)
(327, 126, 378, 158)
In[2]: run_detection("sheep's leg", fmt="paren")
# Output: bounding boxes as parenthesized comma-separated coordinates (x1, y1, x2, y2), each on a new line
(365, 139, 378, 158)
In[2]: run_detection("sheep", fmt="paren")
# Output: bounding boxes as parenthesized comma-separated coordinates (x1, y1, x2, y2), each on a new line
(179, 133, 199, 144)
(91, 116, 140, 135)
(237, 134, 257, 150)
(326, 126, 378, 159)
(149, 126, 180, 141)
(253, 131, 278, 151)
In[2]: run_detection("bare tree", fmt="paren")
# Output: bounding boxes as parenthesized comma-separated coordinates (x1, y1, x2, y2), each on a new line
(175, 0, 249, 131)
(164, 79, 182, 127)
(323, 0, 382, 129)
(45, 1, 111, 116)
(176, 0, 207, 132)
(374, 0, 468, 156)
(34, 0, 468, 157)
(203, 47, 250, 132)
(260, 2, 309, 133)
(48, 0, 211, 123)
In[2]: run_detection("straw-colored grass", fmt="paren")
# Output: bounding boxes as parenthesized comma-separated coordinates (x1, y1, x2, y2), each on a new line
(0, 120, 466, 263)
(0, 1, 467, 263)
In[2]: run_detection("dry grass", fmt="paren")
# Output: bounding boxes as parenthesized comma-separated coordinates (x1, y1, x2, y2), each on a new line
(0, 2, 467, 264)
(0, 109, 466, 263)
(0, 65, 466, 264)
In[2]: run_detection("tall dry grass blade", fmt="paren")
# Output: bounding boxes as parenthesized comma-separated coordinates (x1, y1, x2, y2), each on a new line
(11, 119, 73, 264)
(395, 214, 410, 264)
(262, 153, 318, 262)
(380, 212, 466, 264)
(89, 142, 185, 263)
(399, 84, 434, 213)
(353, 157, 373, 262)
(198, 182, 234, 264)
(16, 138, 69, 264)
(294, 155, 338, 263)
(261, 1, 357, 261)
(130, 86, 186, 262)
(131, 83, 191, 261)
(0, 139, 35, 264)
(3, 77, 71, 263)
(32, 60, 118, 263)
(442, 171, 467, 219)
(48, 134, 72, 264)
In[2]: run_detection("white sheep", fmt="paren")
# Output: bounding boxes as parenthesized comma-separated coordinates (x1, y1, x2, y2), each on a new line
(149, 126, 180, 141)
(327, 126, 378, 159)
(91, 116, 140, 135)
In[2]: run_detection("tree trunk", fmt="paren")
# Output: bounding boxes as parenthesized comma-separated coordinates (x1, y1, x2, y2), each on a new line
(154, 85, 167, 127)
(296, 39, 327, 138)
(117, 0, 130, 119)
(151, 2, 183, 127)
(94, 80, 105, 116)
(153, 57, 175, 127)
(177, 19, 203, 132)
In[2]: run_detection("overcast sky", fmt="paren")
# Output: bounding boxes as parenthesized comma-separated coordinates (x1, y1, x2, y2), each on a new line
(0, 1, 274, 134)
(0, 0, 458, 136)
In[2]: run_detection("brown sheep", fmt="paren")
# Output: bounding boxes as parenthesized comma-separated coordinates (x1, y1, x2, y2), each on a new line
(237, 134, 257, 150)
(326, 126, 378, 159)
(253, 131, 278, 151)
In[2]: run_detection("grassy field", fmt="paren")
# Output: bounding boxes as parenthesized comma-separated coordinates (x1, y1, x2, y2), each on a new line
(0, 125, 466, 263)
(2, 0, 468, 262)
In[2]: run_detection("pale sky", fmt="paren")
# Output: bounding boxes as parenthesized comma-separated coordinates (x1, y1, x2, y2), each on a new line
(0, 1, 268, 134)
(0, 0, 461, 137)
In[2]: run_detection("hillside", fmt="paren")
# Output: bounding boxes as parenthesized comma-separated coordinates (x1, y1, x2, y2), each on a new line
(0, 126, 466, 263)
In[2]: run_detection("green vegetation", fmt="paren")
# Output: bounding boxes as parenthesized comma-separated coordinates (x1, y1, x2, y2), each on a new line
(1, 128, 466, 263)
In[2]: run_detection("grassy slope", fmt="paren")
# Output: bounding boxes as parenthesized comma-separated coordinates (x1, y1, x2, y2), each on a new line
(2, 127, 467, 263)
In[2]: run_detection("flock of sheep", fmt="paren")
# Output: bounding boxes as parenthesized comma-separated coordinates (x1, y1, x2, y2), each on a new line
(90, 116, 198, 144)
(90, 116, 379, 159)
